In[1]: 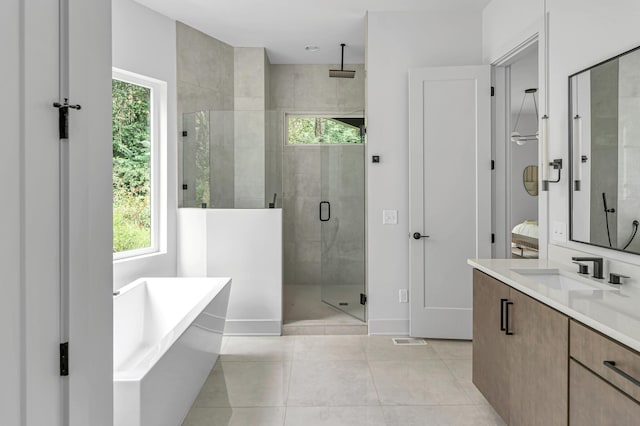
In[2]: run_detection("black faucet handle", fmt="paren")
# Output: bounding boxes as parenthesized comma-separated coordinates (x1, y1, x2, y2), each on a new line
(572, 261, 589, 275)
(609, 273, 630, 285)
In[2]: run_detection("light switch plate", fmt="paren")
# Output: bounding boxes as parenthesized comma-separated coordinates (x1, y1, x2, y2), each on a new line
(552, 221, 567, 242)
(399, 289, 408, 303)
(383, 210, 398, 225)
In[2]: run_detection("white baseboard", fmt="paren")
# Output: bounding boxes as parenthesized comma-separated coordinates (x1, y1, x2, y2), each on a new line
(367, 319, 410, 336)
(223, 319, 282, 336)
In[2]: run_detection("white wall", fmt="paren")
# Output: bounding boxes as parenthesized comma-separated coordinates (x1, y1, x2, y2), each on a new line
(483, 0, 640, 271)
(112, 0, 178, 289)
(482, 0, 543, 64)
(366, 11, 483, 335)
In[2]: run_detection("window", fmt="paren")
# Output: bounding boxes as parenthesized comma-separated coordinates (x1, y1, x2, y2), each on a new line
(286, 114, 364, 145)
(112, 69, 166, 260)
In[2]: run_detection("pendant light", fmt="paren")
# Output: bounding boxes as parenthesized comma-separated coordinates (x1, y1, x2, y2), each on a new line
(511, 88, 539, 145)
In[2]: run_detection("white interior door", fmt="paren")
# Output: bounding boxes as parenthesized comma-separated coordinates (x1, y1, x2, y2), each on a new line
(409, 65, 491, 339)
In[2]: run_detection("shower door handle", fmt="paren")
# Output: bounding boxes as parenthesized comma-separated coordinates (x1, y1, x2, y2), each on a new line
(319, 201, 331, 222)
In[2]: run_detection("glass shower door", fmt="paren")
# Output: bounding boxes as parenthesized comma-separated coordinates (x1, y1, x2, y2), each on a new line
(182, 111, 210, 208)
(320, 145, 366, 321)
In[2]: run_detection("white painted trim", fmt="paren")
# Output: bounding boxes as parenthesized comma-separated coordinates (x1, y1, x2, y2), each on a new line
(367, 319, 410, 336)
(223, 320, 282, 336)
(491, 35, 541, 260)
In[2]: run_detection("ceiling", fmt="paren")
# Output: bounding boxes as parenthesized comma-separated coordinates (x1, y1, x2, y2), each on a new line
(134, 0, 491, 64)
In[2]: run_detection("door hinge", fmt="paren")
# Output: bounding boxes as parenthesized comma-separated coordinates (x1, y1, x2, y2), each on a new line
(491, 160, 495, 170)
(60, 342, 69, 376)
(182, 130, 188, 137)
(360, 293, 367, 305)
(491, 86, 495, 96)
(52, 99, 81, 139)
(491, 233, 495, 244)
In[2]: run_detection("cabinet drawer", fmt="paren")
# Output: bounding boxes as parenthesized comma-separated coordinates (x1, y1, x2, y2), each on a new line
(570, 360, 640, 425)
(570, 320, 640, 402)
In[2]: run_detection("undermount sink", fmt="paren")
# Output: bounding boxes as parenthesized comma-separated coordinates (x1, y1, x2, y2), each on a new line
(511, 268, 616, 292)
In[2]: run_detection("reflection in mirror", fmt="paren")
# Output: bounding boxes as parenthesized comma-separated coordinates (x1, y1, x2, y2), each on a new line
(570, 46, 640, 254)
(523, 165, 538, 196)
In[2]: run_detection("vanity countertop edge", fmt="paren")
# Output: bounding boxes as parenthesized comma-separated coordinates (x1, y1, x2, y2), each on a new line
(468, 258, 640, 353)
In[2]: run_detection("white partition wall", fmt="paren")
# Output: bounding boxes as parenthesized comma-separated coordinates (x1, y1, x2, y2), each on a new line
(178, 209, 283, 335)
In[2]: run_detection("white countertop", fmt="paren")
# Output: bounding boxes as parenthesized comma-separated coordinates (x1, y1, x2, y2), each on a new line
(468, 258, 640, 353)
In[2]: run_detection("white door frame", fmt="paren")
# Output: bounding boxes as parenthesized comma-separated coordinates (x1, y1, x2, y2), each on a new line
(66, 0, 113, 424)
(491, 35, 539, 259)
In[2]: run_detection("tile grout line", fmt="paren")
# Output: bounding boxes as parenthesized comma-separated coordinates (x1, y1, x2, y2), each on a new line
(282, 335, 298, 423)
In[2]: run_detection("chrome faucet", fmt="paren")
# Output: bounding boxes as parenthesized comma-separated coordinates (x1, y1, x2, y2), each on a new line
(572, 257, 604, 279)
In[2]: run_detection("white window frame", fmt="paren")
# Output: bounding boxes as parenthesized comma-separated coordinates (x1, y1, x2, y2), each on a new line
(285, 112, 365, 146)
(112, 68, 167, 261)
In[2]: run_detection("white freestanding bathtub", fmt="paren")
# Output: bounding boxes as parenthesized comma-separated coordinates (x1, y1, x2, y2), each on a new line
(113, 277, 231, 426)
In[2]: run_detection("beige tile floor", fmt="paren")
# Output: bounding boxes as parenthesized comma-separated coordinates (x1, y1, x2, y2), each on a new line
(182, 335, 505, 426)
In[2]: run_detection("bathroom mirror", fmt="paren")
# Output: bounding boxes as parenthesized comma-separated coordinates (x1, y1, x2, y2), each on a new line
(569, 45, 640, 254)
(523, 165, 538, 196)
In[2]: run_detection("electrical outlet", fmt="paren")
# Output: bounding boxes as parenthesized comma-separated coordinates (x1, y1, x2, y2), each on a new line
(399, 289, 408, 303)
(552, 221, 567, 242)
(383, 210, 398, 225)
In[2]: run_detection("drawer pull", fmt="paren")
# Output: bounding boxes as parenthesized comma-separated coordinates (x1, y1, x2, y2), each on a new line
(603, 360, 640, 387)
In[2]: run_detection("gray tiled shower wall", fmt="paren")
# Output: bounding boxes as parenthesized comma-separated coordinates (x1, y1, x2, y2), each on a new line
(177, 22, 235, 208)
(178, 23, 279, 209)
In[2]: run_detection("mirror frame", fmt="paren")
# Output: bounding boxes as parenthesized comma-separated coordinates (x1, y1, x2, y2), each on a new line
(568, 44, 640, 256)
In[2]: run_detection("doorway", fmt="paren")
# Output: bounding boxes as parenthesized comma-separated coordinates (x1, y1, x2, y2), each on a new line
(492, 42, 540, 260)
(282, 114, 367, 334)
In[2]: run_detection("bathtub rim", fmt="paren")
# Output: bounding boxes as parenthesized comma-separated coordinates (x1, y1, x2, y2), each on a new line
(113, 276, 231, 381)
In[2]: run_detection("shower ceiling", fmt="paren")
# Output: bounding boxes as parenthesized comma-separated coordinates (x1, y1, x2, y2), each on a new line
(133, 0, 491, 64)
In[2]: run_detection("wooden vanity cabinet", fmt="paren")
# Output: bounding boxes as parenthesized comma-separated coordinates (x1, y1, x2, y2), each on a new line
(473, 269, 569, 425)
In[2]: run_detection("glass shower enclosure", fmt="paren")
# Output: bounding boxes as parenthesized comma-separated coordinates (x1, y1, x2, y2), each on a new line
(319, 145, 366, 321)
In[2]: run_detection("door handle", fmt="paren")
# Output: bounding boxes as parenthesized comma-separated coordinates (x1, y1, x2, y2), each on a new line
(505, 301, 514, 335)
(412, 232, 430, 240)
(319, 201, 330, 222)
(500, 298, 508, 331)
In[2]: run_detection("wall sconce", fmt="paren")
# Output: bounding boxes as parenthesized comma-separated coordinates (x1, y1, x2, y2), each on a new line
(573, 114, 583, 191)
(541, 115, 550, 191)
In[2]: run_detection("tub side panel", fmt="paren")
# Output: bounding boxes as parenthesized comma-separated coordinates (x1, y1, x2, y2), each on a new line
(114, 380, 141, 426)
(139, 291, 228, 426)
